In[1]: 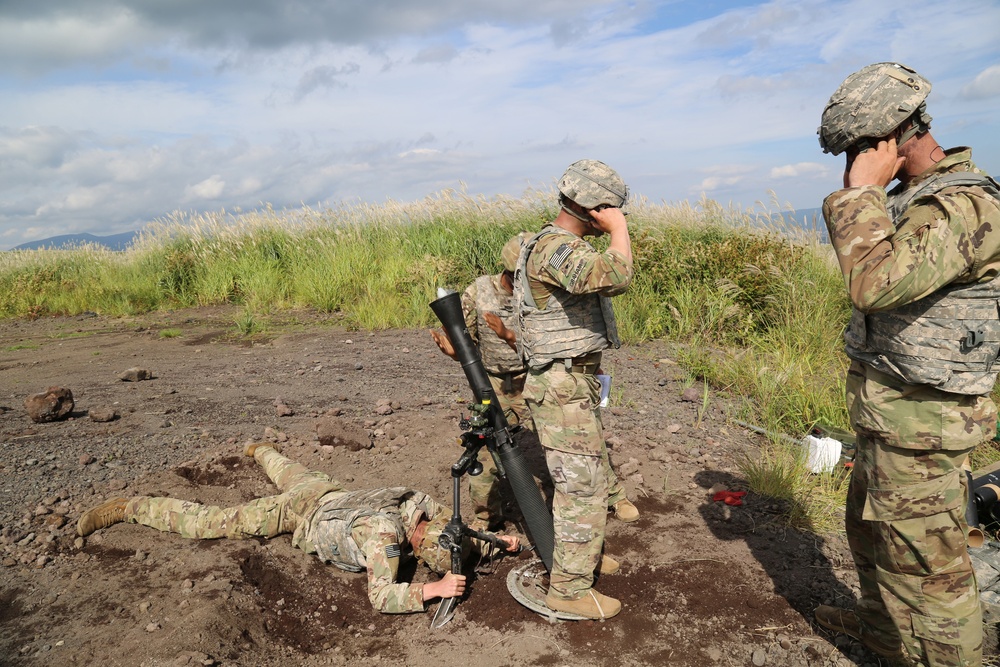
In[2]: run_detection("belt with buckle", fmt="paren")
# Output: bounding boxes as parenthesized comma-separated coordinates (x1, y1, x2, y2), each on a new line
(554, 354, 601, 375)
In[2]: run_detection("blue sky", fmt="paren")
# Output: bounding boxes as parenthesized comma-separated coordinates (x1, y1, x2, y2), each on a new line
(1, 0, 998, 249)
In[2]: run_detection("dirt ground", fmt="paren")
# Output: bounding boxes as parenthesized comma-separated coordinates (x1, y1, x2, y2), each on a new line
(0, 307, 889, 666)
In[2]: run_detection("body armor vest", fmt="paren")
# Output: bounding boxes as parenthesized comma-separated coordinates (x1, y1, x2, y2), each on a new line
(309, 487, 414, 572)
(513, 227, 620, 370)
(471, 275, 525, 375)
(846, 171, 1000, 395)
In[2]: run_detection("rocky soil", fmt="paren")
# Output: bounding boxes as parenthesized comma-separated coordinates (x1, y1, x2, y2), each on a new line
(0, 307, 903, 666)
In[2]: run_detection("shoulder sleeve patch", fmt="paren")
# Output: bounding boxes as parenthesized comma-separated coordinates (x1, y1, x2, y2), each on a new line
(384, 543, 401, 559)
(548, 243, 573, 272)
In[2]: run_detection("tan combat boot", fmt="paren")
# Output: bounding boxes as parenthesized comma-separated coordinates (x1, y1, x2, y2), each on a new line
(597, 554, 620, 575)
(545, 589, 622, 620)
(612, 499, 640, 523)
(77, 498, 129, 537)
(814, 605, 906, 661)
(244, 442, 280, 458)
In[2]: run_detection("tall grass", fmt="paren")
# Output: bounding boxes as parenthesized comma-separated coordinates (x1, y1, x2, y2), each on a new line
(1, 189, 864, 530)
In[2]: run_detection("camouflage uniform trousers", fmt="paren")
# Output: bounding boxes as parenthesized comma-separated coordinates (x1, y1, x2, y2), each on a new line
(524, 365, 622, 600)
(847, 436, 982, 666)
(125, 447, 344, 544)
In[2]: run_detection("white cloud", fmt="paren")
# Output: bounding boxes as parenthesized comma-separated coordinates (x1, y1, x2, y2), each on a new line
(185, 175, 226, 201)
(962, 65, 1000, 100)
(694, 165, 757, 195)
(0, 0, 613, 74)
(769, 162, 827, 178)
(1, 0, 998, 248)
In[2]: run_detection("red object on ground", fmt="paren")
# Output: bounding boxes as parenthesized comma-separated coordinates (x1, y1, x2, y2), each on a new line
(712, 490, 747, 507)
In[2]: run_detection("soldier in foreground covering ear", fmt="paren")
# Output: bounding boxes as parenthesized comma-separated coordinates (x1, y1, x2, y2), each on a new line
(815, 62, 1000, 667)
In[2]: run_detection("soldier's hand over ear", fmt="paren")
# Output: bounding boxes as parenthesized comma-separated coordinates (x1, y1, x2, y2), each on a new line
(846, 137, 905, 189)
(588, 206, 628, 234)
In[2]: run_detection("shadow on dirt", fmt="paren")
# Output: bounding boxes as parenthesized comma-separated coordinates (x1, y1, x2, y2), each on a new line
(694, 469, 864, 662)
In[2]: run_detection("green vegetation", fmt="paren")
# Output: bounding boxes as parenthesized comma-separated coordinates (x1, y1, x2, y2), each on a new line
(4, 342, 38, 351)
(159, 328, 183, 339)
(0, 189, 879, 531)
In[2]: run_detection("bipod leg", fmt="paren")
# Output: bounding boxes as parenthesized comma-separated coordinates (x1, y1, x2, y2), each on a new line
(431, 461, 469, 630)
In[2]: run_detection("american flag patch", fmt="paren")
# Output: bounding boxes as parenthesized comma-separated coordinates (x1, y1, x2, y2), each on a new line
(385, 543, 401, 559)
(549, 243, 573, 271)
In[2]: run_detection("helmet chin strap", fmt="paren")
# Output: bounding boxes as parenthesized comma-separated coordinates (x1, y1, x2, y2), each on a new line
(561, 204, 592, 224)
(896, 102, 933, 150)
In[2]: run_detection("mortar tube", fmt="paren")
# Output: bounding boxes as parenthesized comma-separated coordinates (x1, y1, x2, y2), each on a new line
(966, 470, 985, 548)
(431, 290, 554, 571)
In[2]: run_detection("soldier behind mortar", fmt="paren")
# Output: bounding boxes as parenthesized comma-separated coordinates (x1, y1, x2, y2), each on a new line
(430, 231, 536, 533)
(510, 159, 637, 620)
(77, 444, 519, 614)
(815, 62, 1000, 666)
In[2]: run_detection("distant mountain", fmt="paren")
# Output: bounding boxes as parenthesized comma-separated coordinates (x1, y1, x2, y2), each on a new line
(12, 231, 140, 251)
(765, 207, 828, 241)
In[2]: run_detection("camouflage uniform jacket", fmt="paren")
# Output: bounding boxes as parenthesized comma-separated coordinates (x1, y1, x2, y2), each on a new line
(513, 225, 632, 369)
(824, 147, 1000, 450)
(461, 274, 525, 375)
(306, 488, 443, 613)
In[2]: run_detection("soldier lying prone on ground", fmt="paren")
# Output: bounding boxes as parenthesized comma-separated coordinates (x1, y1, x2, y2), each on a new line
(77, 443, 520, 613)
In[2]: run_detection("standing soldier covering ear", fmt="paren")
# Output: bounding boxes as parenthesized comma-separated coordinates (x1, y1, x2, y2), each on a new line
(512, 159, 638, 620)
(816, 62, 1000, 667)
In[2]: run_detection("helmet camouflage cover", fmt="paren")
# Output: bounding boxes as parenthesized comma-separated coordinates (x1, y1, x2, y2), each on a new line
(557, 159, 628, 210)
(818, 62, 932, 155)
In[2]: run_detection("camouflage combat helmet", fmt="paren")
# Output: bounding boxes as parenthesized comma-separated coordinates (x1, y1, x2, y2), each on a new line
(818, 62, 932, 155)
(500, 231, 532, 272)
(558, 159, 628, 210)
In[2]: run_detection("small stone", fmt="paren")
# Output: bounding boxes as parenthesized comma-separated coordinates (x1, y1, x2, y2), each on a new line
(681, 386, 702, 402)
(667, 424, 682, 434)
(89, 408, 119, 423)
(139, 601, 152, 613)
(751, 648, 767, 666)
(181, 579, 194, 590)
(354, 363, 363, 371)
(79, 454, 97, 466)
(145, 622, 161, 632)
(120, 368, 153, 382)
